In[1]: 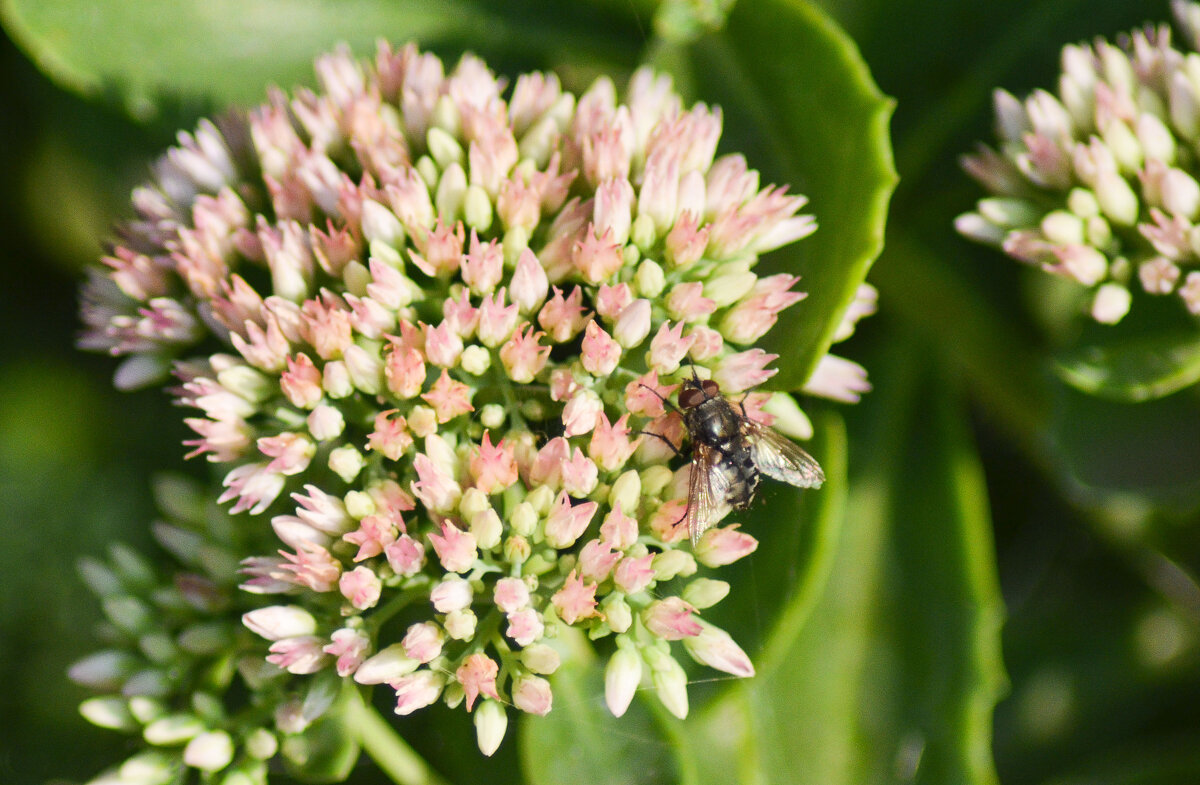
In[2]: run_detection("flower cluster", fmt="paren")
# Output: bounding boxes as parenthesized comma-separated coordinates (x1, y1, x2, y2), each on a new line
(958, 0, 1200, 324)
(68, 478, 320, 785)
(79, 43, 872, 757)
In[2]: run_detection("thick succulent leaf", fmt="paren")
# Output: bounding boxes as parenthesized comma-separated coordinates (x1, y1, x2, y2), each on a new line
(0, 0, 643, 115)
(659, 0, 896, 390)
(669, 346, 1006, 784)
(1054, 331, 1200, 403)
(281, 679, 362, 784)
(1047, 381, 1200, 509)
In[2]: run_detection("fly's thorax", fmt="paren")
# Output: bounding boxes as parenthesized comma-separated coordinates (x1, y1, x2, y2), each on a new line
(685, 396, 742, 447)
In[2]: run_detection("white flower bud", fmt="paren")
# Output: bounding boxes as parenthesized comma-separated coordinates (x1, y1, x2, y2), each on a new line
(435, 162, 468, 221)
(242, 606, 316, 641)
(307, 404, 345, 441)
(143, 713, 205, 745)
(604, 645, 643, 718)
(474, 700, 508, 757)
(459, 344, 491, 375)
(607, 469, 642, 516)
(703, 271, 757, 307)
(464, 184, 494, 232)
(444, 609, 478, 640)
(361, 199, 406, 247)
(760, 393, 814, 440)
(682, 578, 731, 609)
(1092, 283, 1131, 324)
(79, 696, 137, 731)
(354, 644, 419, 684)
(643, 647, 689, 719)
(427, 127, 464, 168)
(183, 730, 235, 772)
(520, 642, 562, 675)
(635, 259, 665, 298)
(328, 445, 365, 482)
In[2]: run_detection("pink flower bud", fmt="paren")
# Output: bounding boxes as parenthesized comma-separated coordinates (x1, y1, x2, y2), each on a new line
(267, 635, 328, 674)
(258, 432, 315, 476)
(457, 653, 501, 711)
(429, 521, 478, 573)
(538, 286, 589, 343)
(420, 369, 475, 422)
(682, 620, 755, 678)
(510, 249, 549, 313)
(543, 491, 599, 549)
(579, 538, 621, 583)
(588, 413, 639, 472)
(581, 320, 622, 376)
(430, 576, 473, 613)
(512, 675, 553, 716)
(280, 353, 323, 408)
(613, 299, 652, 348)
(323, 627, 370, 676)
(402, 621, 445, 663)
(470, 431, 519, 495)
(647, 321, 695, 374)
(504, 607, 545, 646)
(477, 290, 520, 347)
(713, 348, 778, 392)
(613, 552, 656, 594)
(339, 566, 382, 610)
(499, 323, 550, 383)
(367, 409, 413, 461)
(392, 670, 445, 715)
(642, 597, 702, 640)
(573, 224, 625, 283)
(384, 534, 426, 576)
(493, 577, 531, 613)
(551, 570, 599, 624)
(461, 232, 505, 294)
(562, 389, 603, 437)
(243, 605, 317, 640)
(694, 524, 759, 567)
(600, 502, 639, 550)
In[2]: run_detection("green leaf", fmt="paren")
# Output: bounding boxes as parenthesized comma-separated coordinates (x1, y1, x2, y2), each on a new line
(1047, 380, 1200, 510)
(520, 637, 678, 785)
(660, 0, 896, 390)
(281, 679, 363, 784)
(672, 343, 1006, 784)
(1054, 331, 1200, 403)
(0, 0, 643, 116)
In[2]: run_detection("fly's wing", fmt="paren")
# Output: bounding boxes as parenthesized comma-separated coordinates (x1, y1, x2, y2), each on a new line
(684, 443, 732, 546)
(745, 421, 825, 489)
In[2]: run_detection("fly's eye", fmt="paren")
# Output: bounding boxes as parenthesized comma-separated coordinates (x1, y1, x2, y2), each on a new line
(678, 387, 705, 409)
(700, 380, 720, 397)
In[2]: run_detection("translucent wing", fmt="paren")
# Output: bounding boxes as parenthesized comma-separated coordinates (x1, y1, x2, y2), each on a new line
(745, 421, 825, 489)
(684, 443, 732, 546)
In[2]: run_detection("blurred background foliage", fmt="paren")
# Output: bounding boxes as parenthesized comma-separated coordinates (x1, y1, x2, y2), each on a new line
(1, 0, 1198, 784)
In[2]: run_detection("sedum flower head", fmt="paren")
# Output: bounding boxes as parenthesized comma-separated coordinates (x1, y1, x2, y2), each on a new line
(958, 1, 1200, 324)
(80, 43, 869, 755)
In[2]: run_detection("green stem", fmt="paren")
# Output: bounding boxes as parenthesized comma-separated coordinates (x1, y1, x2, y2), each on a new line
(350, 694, 452, 785)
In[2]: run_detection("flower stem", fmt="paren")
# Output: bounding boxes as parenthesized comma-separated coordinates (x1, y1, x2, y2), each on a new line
(350, 695, 451, 785)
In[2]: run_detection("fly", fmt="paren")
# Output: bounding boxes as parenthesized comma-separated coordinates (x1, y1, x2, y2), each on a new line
(642, 369, 824, 545)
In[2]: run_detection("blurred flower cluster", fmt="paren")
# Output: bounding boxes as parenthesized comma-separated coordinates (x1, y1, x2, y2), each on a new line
(958, 0, 1200, 325)
(76, 42, 871, 775)
(68, 477, 342, 785)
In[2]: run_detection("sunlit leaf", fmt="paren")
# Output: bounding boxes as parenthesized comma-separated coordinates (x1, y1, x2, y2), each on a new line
(0, 0, 643, 116)
(658, 0, 896, 390)
(669, 344, 1005, 784)
(1054, 332, 1200, 403)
